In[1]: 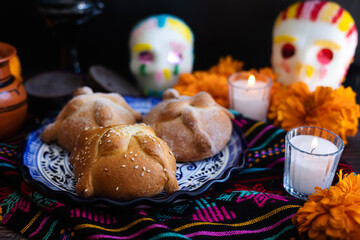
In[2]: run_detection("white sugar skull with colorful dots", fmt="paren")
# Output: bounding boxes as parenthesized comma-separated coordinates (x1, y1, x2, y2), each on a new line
(272, 1, 358, 91)
(129, 14, 194, 96)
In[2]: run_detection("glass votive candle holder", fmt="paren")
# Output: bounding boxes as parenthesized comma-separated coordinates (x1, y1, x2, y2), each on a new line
(284, 126, 344, 200)
(228, 71, 272, 122)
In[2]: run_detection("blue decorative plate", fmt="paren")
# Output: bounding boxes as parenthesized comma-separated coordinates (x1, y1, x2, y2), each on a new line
(22, 97, 247, 206)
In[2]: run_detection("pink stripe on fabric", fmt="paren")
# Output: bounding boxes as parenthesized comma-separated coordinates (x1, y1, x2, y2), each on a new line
(82, 209, 86, 218)
(220, 206, 231, 220)
(201, 207, 213, 222)
(28, 216, 50, 237)
(207, 207, 219, 222)
(100, 212, 104, 224)
(233, 119, 243, 127)
(248, 125, 274, 147)
(185, 214, 294, 238)
(213, 205, 224, 221)
(195, 208, 207, 222)
(192, 214, 199, 221)
(230, 211, 236, 218)
(0, 156, 15, 163)
(87, 224, 168, 240)
(76, 209, 80, 218)
(106, 214, 111, 224)
(266, 157, 285, 168)
(88, 210, 92, 220)
(94, 211, 98, 222)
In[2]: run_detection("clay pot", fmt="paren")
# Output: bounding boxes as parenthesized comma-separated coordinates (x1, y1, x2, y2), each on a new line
(0, 42, 27, 139)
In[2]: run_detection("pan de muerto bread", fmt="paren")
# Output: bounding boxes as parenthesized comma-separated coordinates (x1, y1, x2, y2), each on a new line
(143, 89, 234, 162)
(41, 86, 142, 151)
(70, 124, 178, 200)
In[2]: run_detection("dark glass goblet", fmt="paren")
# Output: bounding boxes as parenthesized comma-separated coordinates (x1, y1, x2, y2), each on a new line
(36, 0, 104, 73)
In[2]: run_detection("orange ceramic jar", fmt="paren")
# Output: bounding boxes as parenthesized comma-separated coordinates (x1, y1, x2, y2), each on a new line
(0, 42, 27, 139)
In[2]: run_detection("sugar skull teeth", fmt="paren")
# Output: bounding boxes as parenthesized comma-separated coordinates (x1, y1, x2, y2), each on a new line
(129, 14, 194, 96)
(271, 1, 358, 91)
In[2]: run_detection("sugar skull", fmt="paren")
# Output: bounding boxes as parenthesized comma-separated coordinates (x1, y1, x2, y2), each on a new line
(272, 1, 358, 91)
(129, 14, 194, 96)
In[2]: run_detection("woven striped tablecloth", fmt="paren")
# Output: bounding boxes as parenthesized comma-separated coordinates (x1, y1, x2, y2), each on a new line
(0, 114, 354, 239)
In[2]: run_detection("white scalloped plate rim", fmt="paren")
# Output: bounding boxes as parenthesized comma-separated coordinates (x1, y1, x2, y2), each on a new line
(22, 96, 247, 206)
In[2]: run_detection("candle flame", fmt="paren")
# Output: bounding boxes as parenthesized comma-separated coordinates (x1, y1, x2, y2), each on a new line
(248, 75, 256, 86)
(311, 137, 318, 149)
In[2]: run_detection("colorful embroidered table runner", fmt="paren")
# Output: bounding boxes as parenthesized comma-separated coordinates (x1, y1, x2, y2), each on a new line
(0, 115, 354, 239)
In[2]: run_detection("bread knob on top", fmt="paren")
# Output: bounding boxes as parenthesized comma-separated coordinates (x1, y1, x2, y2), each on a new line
(69, 124, 179, 200)
(143, 89, 234, 162)
(41, 86, 142, 152)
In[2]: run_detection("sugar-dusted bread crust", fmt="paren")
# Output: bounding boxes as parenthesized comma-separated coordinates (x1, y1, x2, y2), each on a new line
(69, 124, 178, 200)
(41, 86, 142, 151)
(143, 89, 234, 162)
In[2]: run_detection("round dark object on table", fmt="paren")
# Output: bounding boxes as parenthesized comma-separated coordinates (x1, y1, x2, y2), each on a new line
(25, 71, 84, 114)
(88, 65, 142, 97)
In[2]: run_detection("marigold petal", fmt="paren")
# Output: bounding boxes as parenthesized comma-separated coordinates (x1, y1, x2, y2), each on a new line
(311, 214, 329, 230)
(269, 79, 360, 144)
(308, 228, 321, 239)
(346, 207, 360, 224)
(325, 226, 343, 238)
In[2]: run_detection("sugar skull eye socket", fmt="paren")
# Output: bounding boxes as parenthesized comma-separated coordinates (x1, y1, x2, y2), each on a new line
(167, 51, 182, 65)
(281, 43, 295, 59)
(138, 51, 154, 64)
(317, 48, 333, 65)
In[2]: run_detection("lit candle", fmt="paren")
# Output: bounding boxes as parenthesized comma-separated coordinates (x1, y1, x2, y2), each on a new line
(228, 72, 272, 121)
(284, 126, 344, 200)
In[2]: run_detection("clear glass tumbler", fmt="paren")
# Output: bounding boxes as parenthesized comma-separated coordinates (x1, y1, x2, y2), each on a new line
(283, 126, 344, 200)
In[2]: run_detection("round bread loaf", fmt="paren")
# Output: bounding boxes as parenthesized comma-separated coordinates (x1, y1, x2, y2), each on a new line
(41, 86, 142, 151)
(143, 89, 234, 162)
(70, 124, 178, 200)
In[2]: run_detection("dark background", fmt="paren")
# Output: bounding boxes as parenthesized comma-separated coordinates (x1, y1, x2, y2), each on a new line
(1, 0, 360, 85)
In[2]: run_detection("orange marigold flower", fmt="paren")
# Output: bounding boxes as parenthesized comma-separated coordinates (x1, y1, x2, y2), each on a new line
(249, 67, 278, 82)
(174, 56, 276, 108)
(174, 71, 229, 107)
(209, 55, 244, 77)
(268, 81, 360, 144)
(292, 170, 360, 240)
(174, 56, 243, 107)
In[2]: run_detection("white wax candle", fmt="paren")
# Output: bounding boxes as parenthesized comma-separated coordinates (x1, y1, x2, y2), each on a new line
(230, 80, 269, 121)
(289, 135, 339, 195)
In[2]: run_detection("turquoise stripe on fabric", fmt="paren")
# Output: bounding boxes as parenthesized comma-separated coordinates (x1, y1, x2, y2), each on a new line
(236, 168, 269, 175)
(0, 163, 17, 169)
(200, 198, 211, 208)
(229, 109, 239, 115)
(249, 129, 284, 151)
(148, 232, 191, 240)
(43, 220, 59, 240)
(0, 143, 18, 148)
(262, 225, 295, 240)
(195, 199, 206, 209)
